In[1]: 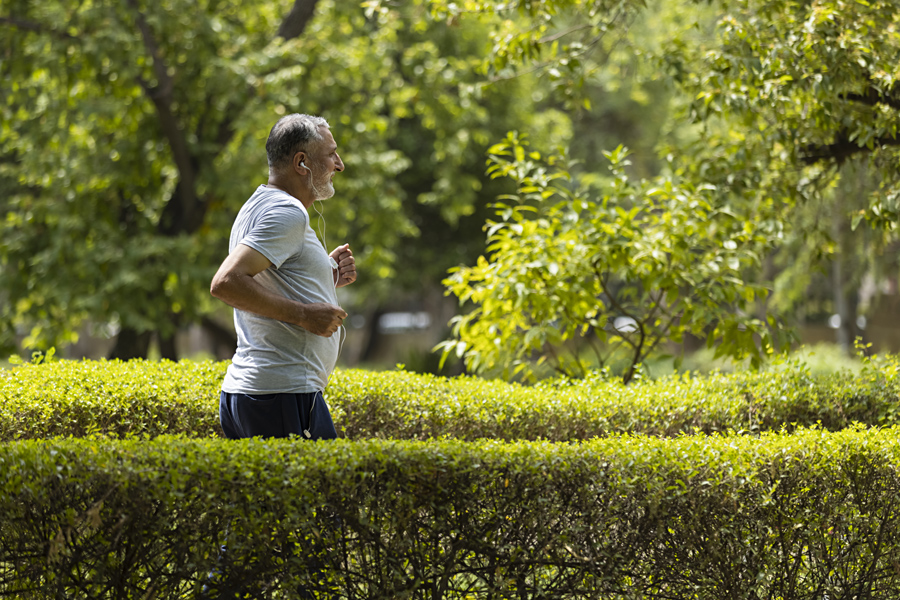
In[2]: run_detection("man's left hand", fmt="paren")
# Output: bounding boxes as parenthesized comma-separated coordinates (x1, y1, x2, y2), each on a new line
(330, 243, 357, 288)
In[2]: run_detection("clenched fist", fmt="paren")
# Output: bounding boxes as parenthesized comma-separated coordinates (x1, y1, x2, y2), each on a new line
(330, 243, 357, 288)
(299, 302, 348, 337)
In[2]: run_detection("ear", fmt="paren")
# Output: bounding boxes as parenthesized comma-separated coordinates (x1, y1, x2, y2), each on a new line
(292, 151, 307, 173)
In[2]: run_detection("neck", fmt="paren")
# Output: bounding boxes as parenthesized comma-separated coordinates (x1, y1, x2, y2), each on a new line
(266, 174, 315, 209)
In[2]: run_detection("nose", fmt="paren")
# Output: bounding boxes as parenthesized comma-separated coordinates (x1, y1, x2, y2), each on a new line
(334, 153, 344, 172)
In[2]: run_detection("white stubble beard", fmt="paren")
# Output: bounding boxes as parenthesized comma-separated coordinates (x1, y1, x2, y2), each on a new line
(311, 167, 335, 200)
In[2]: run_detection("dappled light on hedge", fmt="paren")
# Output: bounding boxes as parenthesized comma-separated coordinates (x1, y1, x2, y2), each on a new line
(3, 358, 900, 597)
(3, 429, 900, 598)
(2, 358, 900, 441)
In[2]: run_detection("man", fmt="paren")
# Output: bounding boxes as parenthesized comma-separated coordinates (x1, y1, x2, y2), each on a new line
(203, 114, 355, 598)
(210, 113, 356, 441)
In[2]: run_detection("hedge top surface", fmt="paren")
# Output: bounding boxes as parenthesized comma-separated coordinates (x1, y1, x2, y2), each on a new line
(1, 356, 899, 441)
(3, 424, 900, 498)
(0, 359, 224, 440)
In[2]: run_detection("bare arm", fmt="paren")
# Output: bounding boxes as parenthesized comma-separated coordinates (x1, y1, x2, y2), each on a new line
(210, 244, 347, 337)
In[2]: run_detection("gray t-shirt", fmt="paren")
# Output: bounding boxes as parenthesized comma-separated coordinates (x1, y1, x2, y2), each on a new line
(222, 185, 340, 394)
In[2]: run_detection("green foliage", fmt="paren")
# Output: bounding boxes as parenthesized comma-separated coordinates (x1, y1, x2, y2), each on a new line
(4, 428, 900, 597)
(0, 0, 562, 354)
(336, 359, 900, 439)
(658, 342, 865, 378)
(3, 358, 900, 441)
(425, 0, 900, 367)
(0, 359, 223, 440)
(438, 133, 787, 383)
(651, 0, 900, 332)
(420, 0, 652, 110)
(3, 356, 900, 596)
(683, 0, 900, 229)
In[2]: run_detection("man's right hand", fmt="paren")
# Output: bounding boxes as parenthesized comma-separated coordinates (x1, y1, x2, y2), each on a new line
(299, 303, 348, 337)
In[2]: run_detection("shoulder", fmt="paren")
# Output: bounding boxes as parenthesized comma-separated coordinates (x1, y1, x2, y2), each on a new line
(243, 188, 309, 227)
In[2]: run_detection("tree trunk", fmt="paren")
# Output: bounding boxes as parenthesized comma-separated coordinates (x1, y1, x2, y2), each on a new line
(158, 332, 178, 361)
(201, 317, 238, 360)
(832, 251, 851, 354)
(359, 308, 386, 363)
(277, 0, 321, 40)
(112, 1, 321, 361)
(831, 193, 865, 355)
(109, 328, 152, 360)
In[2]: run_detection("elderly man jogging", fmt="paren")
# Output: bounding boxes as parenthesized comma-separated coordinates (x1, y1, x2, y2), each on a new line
(204, 113, 357, 598)
(211, 112, 356, 440)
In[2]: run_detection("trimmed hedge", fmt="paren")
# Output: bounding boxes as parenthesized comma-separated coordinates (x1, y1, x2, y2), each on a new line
(2, 358, 900, 441)
(2, 428, 900, 599)
(333, 360, 900, 439)
(0, 359, 224, 441)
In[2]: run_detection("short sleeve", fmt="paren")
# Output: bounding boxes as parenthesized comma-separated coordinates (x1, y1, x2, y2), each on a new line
(238, 204, 307, 269)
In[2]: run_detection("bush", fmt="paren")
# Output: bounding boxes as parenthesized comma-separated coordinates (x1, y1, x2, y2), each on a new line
(2, 357, 900, 441)
(0, 359, 224, 440)
(331, 360, 900, 439)
(2, 429, 900, 599)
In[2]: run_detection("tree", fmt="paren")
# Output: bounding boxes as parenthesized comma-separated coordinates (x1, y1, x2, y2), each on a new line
(0, 0, 560, 359)
(439, 133, 783, 383)
(431, 0, 900, 374)
(1, 0, 325, 357)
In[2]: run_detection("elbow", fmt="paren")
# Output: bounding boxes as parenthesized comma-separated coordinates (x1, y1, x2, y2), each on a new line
(210, 273, 229, 301)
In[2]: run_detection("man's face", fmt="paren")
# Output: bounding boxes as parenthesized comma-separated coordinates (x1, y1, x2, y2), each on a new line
(309, 126, 343, 200)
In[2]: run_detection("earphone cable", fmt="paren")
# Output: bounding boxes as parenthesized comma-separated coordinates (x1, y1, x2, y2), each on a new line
(313, 199, 328, 252)
(313, 199, 346, 361)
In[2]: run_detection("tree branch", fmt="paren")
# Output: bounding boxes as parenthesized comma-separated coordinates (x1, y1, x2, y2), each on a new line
(843, 85, 900, 112)
(543, 343, 574, 377)
(593, 265, 648, 384)
(141, 1, 321, 236)
(594, 267, 639, 341)
(538, 24, 594, 45)
(644, 288, 666, 327)
(277, 0, 320, 40)
(584, 330, 607, 369)
(125, 0, 200, 236)
(489, 8, 630, 84)
(199, 1, 322, 164)
(0, 15, 77, 40)
(127, 0, 174, 100)
(801, 131, 900, 165)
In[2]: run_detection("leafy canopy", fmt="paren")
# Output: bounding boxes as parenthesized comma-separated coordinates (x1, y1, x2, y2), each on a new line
(438, 133, 784, 383)
(0, 0, 562, 356)
(436, 0, 900, 378)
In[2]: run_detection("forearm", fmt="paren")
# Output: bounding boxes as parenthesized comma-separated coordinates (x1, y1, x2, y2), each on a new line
(210, 243, 347, 337)
(210, 271, 308, 327)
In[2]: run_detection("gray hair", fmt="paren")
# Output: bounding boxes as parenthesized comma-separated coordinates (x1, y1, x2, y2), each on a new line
(265, 113, 330, 171)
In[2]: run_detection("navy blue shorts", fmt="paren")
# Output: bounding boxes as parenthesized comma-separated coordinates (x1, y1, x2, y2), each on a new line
(219, 391, 338, 440)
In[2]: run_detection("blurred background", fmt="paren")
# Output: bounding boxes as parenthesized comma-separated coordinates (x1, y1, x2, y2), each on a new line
(3, 0, 900, 377)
